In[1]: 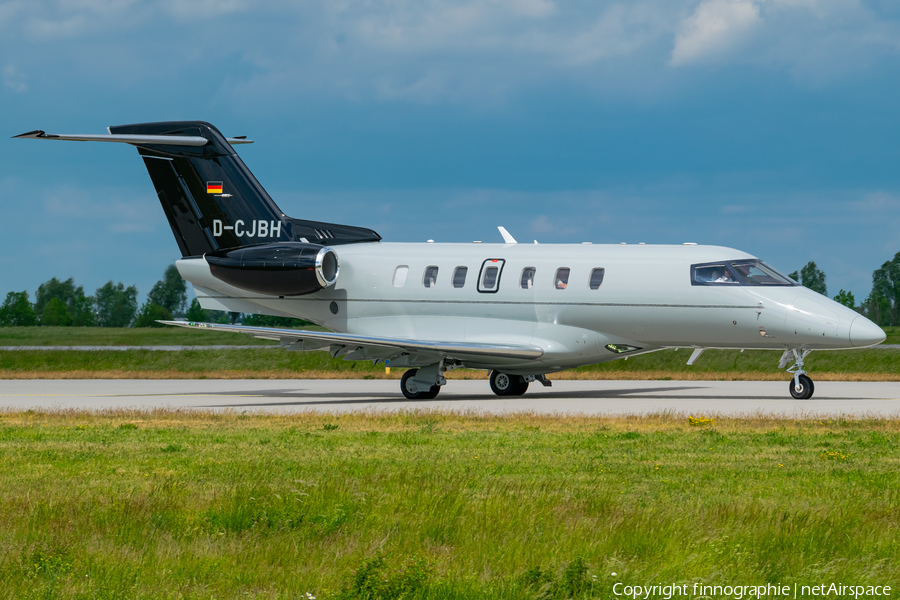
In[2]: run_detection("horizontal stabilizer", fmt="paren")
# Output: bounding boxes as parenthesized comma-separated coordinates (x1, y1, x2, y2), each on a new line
(158, 321, 544, 362)
(13, 130, 252, 146)
(14, 120, 379, 258)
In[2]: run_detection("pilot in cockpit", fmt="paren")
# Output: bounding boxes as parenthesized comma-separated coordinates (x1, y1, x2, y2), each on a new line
(715, 269, 736, 283)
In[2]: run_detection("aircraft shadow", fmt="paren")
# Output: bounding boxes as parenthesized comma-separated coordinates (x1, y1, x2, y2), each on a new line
(183, 385, 858, 409)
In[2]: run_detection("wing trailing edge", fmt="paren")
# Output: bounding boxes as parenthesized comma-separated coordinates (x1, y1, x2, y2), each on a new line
(158, 321, 544, 364)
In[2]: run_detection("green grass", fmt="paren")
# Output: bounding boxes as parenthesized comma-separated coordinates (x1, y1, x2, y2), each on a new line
(2, 346, 900, 379)
(1, 410, 899, 599)
(0, 326, 282, 346)
(882, 326, 900, 345)
(1, 327, 898, 380)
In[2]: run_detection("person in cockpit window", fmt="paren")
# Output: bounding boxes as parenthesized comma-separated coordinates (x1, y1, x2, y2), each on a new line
(715, 269, 736, 283)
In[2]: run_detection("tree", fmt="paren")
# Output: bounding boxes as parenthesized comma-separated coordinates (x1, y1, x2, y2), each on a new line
(243, 314, 311, 327)
(95, 281, 138, 327)
(799, 262, 827, 296)
(862, 252, 900, 327)
(0, 291, 38, 326)
(833, 289, 856, 309)
(205, 310, 242, 324)
(35, 277, 86, 316)
(41, 297, 73, 326)
(134, 303, 173, 327)
(185, 298, 207, 322)
(789, 262, 827, 295)
(147, 265, 187, 317)
(71, 294, 97, 327)
(35, 277, 95, 326)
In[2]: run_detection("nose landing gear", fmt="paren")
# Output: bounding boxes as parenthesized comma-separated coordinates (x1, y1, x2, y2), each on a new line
(789, 374, 814, 400)
(780, 348, 814, 399)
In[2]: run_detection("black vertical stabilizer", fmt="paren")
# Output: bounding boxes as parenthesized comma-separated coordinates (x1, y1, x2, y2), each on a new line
(108, 121, 381, 257)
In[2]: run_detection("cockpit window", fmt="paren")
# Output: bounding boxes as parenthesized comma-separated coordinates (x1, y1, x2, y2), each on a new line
(730, 261, 795, 286)
(693, 264, 738, 284)
(692, 260, 796, 287)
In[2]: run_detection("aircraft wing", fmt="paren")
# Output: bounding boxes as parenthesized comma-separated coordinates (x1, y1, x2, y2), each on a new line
(158, 321, 544, 365)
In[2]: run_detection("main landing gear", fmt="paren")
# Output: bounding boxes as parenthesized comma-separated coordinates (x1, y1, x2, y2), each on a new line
(780, 348, 814, 399)
(490, 371, 529, 396)
(398, 366, 551, 399)
(488, 372, 551, 396)
(400, 369, 441, 400)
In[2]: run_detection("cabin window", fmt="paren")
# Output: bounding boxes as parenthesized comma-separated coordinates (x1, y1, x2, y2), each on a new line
(483, 267, 499, 288)
(452, 267, 468, 288)
(554, 268, 570, 290)
(520, 267, 536, 289)
(477, 258, 505, 293)
(589, 268, 605, 290)
(423, 266, 439, 288)
(392, 266, 409, 288)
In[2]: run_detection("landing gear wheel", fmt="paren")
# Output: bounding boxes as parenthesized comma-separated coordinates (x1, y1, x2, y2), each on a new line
(511, 377, 529, 396)
(400, 369, 441, 400)
(789, 374, 814, 400)
(490, 372, 528, 396)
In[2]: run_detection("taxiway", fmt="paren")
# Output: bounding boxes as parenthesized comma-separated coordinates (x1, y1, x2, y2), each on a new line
(2, 379, 899, 417)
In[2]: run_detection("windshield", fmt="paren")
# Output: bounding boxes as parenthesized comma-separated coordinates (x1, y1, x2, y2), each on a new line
(692, 259, 796, 287)
(729, 261, 795, 286)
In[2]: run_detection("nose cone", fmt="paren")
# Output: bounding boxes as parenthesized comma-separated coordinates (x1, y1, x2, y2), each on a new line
(850, 316, 886, 347)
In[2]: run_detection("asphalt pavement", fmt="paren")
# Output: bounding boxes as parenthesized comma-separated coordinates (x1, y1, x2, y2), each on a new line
(2, 379, 899, 417)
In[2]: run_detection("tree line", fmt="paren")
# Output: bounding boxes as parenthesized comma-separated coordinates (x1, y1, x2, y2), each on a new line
(3, 253, 900, 328)
(785, 253, 900, 326)
(0, 265, 308, 328)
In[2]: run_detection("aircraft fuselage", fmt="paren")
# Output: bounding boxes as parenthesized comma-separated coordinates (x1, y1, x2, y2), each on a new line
(178, 241, 882, 374)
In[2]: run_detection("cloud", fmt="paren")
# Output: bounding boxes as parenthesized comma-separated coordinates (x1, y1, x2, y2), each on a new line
(2, 0, 899, 106)
(671, 0, 761, 66)
(2, 64, 27, 92)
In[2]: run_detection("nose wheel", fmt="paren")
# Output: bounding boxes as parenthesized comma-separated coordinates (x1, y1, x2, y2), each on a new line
(489, 371, 529, 396)
(789, 374, 814, 400)
(781, 349, 815, 399)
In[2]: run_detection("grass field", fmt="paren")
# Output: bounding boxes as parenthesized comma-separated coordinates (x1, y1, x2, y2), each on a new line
(0, 326, 282, 347)
(1, 327, 899, 381)
(1, 410, 899, 599)
(2, 346, 900, 381)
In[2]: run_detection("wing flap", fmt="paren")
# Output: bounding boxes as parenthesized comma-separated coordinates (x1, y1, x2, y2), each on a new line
(159, 321, 544, 362)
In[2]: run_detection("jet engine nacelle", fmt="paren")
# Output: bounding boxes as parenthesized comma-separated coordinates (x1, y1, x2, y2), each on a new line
(205, 242, 339, 296)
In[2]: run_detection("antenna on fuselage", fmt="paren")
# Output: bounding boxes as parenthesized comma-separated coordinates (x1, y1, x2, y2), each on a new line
(497, 226, 517, 244)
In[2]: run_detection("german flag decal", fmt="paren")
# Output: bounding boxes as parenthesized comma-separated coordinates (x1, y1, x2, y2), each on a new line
(206, 181, 223, 194)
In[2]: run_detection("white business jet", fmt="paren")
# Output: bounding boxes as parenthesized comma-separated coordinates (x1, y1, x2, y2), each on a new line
(15, 122, 885, 400)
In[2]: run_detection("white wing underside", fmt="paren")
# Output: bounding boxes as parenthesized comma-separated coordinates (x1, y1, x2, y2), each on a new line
(159, 321, 543, 367)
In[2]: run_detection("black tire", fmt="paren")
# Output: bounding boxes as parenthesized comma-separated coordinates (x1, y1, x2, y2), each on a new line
(789, 374, 814, 399)
(490, 371, 513, 396)
(400, 369, 440, 400)
(511, 377, 529, 396)
(490, 371, 528, 396)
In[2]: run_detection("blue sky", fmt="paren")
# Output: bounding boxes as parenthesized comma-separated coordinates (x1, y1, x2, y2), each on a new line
(2, 0, 899, 304)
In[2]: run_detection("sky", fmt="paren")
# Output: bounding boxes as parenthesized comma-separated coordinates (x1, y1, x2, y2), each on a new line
(1, 0, 899, 304)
